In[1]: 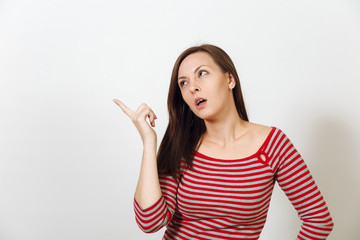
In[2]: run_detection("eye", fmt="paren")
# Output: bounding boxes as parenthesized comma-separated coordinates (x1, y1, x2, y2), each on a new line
(198, 70, 207, 77)
(179, 80, 188, 87)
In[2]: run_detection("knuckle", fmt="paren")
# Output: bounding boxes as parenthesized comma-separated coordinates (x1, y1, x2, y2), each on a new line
(131, 115, 137, 122)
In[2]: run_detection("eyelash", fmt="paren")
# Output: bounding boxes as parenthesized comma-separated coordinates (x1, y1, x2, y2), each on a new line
(198, 70, 207, 77)
(179, 70, 207, 87)
(179, 81, 186, 87)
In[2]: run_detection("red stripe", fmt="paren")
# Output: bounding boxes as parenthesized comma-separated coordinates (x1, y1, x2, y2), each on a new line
(133, 127, 333, 239)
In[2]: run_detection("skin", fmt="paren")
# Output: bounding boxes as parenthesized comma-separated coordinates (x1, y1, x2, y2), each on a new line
(112, 100, 161, 208)
(178, 52, 237, 123)
(113, 51, 272, 208)
(178, 52, 272, 159)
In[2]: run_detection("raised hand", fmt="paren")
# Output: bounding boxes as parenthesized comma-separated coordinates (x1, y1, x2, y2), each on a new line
(113, 99, 157, 143)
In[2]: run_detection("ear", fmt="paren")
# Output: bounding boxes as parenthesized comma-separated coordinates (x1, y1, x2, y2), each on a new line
(227, 72, 236, 90)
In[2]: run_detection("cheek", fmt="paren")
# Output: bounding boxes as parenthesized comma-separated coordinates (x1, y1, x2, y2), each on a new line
(211, 85, 230, 105)
(180, 91, 191, 106)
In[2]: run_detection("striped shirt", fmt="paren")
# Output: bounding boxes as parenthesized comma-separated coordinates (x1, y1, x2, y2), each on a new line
(134, 126, 334, 239)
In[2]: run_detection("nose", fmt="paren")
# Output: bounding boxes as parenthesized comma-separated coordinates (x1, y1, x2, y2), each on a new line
(189, 81, 200, 93)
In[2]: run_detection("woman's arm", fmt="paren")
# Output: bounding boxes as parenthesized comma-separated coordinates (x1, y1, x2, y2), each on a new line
(134, 137, 162, 209)
(113, 99, 161, 208)
(113, 99, 177, 233)
(275, 131, 334, 239)
(134, 173, 180, 233)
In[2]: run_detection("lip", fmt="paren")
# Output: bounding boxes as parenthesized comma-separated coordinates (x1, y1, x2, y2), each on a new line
(194, 97, 207, 109)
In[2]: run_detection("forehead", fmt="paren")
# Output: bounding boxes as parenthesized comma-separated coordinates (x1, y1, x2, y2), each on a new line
(178, 51, 217, 75)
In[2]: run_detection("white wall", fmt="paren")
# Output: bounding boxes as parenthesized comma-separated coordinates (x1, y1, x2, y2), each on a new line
(0, 0, 359, 239)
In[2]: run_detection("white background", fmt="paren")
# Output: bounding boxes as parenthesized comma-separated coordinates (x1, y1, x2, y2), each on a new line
(0, 0, 359, 239)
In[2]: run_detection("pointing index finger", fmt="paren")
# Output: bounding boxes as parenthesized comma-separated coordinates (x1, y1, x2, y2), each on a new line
(113, 99, 133, 117)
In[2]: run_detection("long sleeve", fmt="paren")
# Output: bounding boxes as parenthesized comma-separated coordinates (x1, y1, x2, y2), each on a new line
(133, 127, 334, 239)
(133, 173, 180, 233)
(274, 129, 334, 239)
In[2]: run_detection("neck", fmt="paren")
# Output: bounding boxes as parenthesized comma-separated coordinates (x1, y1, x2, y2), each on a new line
(203, 105, 249, 147)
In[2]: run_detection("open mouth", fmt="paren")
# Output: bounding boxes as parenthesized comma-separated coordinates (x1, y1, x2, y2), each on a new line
(195, 98, 207, 109)
(196, 99, 207, 106)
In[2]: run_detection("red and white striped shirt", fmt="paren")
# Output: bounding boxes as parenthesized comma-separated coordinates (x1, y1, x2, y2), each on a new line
(134, 126, 334, 239)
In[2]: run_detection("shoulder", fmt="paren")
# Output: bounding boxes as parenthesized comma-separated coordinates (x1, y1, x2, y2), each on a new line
(248, 124, 293, 149)
(244, 123, 297, 148)
(237, 122, 274, 151)
(246, 122, 274, 140)
(246, 122, 289, 138)
(246, 123, 293, 153)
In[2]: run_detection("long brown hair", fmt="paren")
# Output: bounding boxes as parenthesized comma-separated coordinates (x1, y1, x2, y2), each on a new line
(157, 44, 249, 181)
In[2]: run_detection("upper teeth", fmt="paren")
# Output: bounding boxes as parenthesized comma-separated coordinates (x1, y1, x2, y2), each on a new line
(197, 99, 204, 105)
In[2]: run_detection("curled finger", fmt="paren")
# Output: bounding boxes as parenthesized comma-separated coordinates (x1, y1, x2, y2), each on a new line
(148, 113, 156, 127)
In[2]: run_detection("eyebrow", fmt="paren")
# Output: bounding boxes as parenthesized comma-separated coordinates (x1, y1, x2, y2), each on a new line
(178, 65, 210, 81)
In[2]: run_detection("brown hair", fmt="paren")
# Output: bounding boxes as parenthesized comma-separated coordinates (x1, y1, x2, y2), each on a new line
(157, 44, 249, 181)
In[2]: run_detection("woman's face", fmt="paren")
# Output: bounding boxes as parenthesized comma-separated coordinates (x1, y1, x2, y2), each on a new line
(177, 51, 235, 120)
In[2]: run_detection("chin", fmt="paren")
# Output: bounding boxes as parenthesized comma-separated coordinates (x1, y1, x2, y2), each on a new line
(192, 110, 216, 121)
(189, 104, 218, 121)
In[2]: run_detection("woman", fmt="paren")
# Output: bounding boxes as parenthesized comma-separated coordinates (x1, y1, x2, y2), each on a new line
(113, 44, 334, 239)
